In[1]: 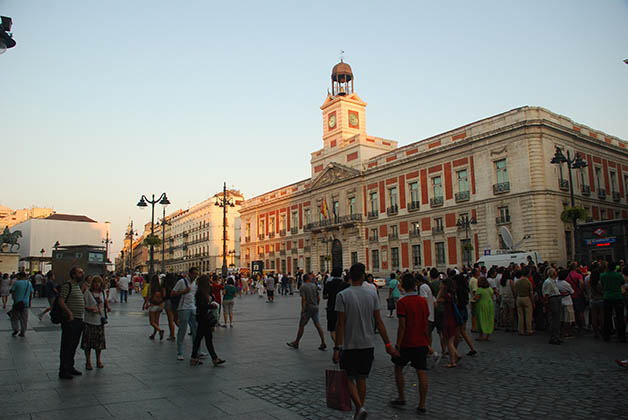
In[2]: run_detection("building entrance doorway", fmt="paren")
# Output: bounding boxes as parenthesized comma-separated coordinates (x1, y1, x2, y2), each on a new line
(331, 239, 343, 273)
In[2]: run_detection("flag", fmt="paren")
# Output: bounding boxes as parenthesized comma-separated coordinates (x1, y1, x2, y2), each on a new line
(321, 197, 328, 219)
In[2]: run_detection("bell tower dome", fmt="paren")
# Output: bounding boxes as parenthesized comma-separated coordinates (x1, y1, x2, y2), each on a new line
(331, 59, 354, 96)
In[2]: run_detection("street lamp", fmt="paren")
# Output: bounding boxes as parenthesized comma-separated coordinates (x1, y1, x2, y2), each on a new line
(127, 221, 138, 273)
(40, 248, 45, 273)
(137, 193, 170, 274)
(320, 236, 334, 273)
(102, 227, 112, 263)
(215, 182, 234, 278)
(456, 215, 477, 267)
(157, 207, 171, 274)
(0, 16, 16, 55)
(550, 146, 587, 260)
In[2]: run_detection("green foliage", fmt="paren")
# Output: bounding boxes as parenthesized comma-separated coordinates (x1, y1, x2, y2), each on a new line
(462, 242, 474, 252)
(143, 234, 161, 247)
(561, 207, 587, 223)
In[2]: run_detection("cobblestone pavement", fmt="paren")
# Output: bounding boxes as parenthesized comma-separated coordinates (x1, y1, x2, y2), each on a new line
(0, 290, 626, 419)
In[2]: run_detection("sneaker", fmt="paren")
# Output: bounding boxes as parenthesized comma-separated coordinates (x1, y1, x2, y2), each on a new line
(286, 342, 298, 349)
(431, 351, 442, 366)
(177, 354, 185, 361)
(354, 407, 368, 420)
(417, 407, 427, 415)
(318, 344, 327, 351)
(467, 350, 477, 356)
(189, 358, 203, 366)
(167, 336, 176, 341)
(616, 359, 628, 368)
(198, 352, 209, 359)
(38, 313, 44, 321)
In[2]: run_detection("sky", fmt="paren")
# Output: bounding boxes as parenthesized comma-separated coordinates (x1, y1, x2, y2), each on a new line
(2, 0, 627, 259)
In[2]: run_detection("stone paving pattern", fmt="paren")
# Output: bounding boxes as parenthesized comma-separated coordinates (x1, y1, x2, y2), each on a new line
(0, 290, 627, 419)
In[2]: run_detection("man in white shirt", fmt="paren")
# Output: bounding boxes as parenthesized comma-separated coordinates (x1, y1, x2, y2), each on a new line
(118, 274, 130, 302)
(418, 274, 439, 361)
(172, 267, 199, 360)
(556, 270, 575, 339)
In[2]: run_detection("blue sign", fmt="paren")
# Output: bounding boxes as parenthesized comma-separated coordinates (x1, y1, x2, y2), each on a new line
(484, 249, 491, 256)
(585, 237, 616, 246)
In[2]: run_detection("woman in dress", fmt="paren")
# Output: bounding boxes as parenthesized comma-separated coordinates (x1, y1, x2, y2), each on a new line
(148, 275, 165, 340)
(190, 275, 225, 367)
(454, 274, 477, 356)
(82, 276, 109, 370)
(475, 277, 495, 341)
(1, 273, 11, 309)
(498, 270, 516, 331)
(436, 277, 461, 368)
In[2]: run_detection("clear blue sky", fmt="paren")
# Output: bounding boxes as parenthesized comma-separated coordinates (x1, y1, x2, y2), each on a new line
(2, 0, 627, 258)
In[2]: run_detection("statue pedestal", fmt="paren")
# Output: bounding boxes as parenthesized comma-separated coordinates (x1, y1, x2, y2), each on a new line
(0, 253, 19, 274)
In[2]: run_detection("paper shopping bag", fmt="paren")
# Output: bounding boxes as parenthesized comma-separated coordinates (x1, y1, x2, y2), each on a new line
(325, 369, 352, 411)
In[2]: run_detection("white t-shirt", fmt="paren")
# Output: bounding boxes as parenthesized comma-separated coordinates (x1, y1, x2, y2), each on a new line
(362, 281, 378, 295)
(173, 277, 197, 310)
(419, 283, 435, 322)
(118, 276, 130, 291)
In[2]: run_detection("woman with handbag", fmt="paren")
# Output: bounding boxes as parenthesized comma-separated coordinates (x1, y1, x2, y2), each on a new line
(148, 275, 166, 340)
(190, 275, 226, 367)
(81, 276, 109, 370)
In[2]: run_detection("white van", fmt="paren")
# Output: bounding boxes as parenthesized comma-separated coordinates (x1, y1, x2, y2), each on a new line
(476, 252, 541, 268)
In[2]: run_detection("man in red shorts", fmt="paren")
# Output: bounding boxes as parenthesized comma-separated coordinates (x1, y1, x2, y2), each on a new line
(390, 273, 430, 415)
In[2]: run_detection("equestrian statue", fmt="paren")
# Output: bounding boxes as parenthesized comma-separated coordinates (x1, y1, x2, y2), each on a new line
(0, 227, 22, 252)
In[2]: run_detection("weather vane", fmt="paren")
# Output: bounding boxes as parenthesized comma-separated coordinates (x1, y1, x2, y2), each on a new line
(339, 50, 345, 62)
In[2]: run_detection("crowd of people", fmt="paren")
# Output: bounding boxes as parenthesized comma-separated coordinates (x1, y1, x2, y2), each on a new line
(2, 256, 627, 417)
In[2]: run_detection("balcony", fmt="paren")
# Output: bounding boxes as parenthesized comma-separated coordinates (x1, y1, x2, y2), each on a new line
(245, 236, 251, 243)
(279, 229, 286, 237)
(581, 185, 591, 196)
(280, 250, 286, 256)
(258, 234, 265, 240)
(388, 232, 399, 241)
(455, 191, 470, 202)
(432, 226, 444, 235)
(409, 229, 420, 239)
(269, 251, 275, 258)
(612, 191, 621, 202)
(496, 215, 511, 225)
(407, 201, 420, 212)
(368, 235, 379, 243)
(558, 179, 569, 191)
(386, 205, 399, 216)
(290, 227, 298, 234)
(259, 252, 264, 258)
(367, 210, 379, 220)
(598, 188, 606, 199)
(268, 232, 275, 238)
(493, 182, 510, 195)
(291, 248, 297, 255)
(430, 196, 444, 208)
(303, 246, 311, 253)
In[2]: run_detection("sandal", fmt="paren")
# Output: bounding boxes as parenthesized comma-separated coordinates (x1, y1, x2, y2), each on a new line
(212, 358, 226, 366)
(85, 364, 93, 371)
(445, 363, 457, 368)
(96, 363, 104, 369)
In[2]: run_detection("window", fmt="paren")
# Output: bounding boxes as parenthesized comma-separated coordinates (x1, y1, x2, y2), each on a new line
(349, 197, 356, 215)
(320, 255, 327, 272)
(411, 221, 420, 234)
(305, 257, 311, 273)
(304, 209, 311, 225)
(372, 250, 380, 270)
(390, 225, 398, 239)
(456, 169, 469, 193)
(595, 167, 602, 190)
(270, 259, 275, 269)
(461, 239, 472, 265)
(259, 220, 265, 235)
(435, 217, 443, 230)
(409, 182, 419, 203)
(435, 242, 446, 265)
(610, 171, 617, 192)
(496, 159, 508, 184)
(412, 244, 421, 267)
(565, 231, 572, 259)
(389, 187, 398, 207)
(432, 176, 443, 198)
(280, 215, 286, 230)
(369, 192, 378, 212)
(245, 223, 251, 238)
(391, 247, 399, 268)
(292, 212, 298, 228)
(269, 217, 275, 232)
(370, 228, 378, 239)
(333, 200, 340, 218)
(351, 251, 358, 265)
(499, 206, 510, 220)
(580, 170, 587, 187)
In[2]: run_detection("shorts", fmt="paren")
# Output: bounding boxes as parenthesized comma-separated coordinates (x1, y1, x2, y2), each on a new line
(300, 308, 320, 326)
(470, 302, 477, 316)
(327, 310, 338, 332)
(267, 290, 274, 298)
(572, 297, 585, 313)
(149, 305, 163, 313)
(164, 300, 173, 311)
(459, 306, 469, 323)
(561, 305, 575, 323)
(590, 299, 604, 309)
(392, 346, 429, 370)
(223, 300, 234, 315)
(339, 348, 374, 379)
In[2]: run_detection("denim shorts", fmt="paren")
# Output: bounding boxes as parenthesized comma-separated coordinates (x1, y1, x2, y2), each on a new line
(299, 308, 319, 326)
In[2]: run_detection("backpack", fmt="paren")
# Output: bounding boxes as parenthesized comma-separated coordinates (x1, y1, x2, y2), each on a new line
(50, 282, 72, 324)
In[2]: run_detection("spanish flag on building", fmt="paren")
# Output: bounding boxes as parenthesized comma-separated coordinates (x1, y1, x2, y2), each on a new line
(321, 197, 329, 219)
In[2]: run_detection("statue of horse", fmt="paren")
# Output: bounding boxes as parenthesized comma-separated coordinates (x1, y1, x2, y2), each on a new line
(0, 227, 22, 253)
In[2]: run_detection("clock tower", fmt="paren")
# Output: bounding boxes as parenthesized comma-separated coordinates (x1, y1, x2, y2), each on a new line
(311, 60, 397, 178)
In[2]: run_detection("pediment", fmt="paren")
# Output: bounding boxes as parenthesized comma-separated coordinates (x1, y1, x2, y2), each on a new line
(311, 162, 361, 189)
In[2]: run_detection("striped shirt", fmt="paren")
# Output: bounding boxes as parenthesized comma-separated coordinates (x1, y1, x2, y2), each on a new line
(60, 281, 85, 320)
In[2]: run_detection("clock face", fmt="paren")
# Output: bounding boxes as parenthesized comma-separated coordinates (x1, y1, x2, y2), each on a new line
(349, 112, 358, 127)
(328, 114, 337, 128)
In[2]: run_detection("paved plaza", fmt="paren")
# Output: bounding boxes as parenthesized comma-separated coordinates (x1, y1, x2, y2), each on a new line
(1, 291, 627, 420)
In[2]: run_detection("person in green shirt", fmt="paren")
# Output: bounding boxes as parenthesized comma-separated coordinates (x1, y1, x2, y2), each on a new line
(222, 278, 238, 327)
(388, 273, 401, 318)
(601, 261, 626, 343)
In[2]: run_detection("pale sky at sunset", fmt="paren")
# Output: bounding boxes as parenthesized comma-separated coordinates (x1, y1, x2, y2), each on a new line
(2, 0, 627, 258)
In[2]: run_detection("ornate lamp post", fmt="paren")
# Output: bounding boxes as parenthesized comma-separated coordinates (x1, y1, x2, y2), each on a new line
(215, 182, 234, 278)
(157, 207, 171, 274)
(137, 193, 170, 275)
(40, 248, 45, 272)
(550, 146, 587, 260)
(456, 214, 477, 267)
(127, 221, 138, 273)
(102, 226, 112, 263)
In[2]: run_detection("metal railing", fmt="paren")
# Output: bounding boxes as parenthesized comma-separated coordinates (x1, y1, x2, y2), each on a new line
(581, 185, 591, 196)
(493, 182, 510, 194)
(290, 227, 298, 234)
(612, 191, 621, 202)
(559, 179, 569, 191)
(407, 201, 420, 212)
(598, 188, 606, 199)
(409, 229, 420, 238)
(496, 215, 511, 225)
(367, 210, 379, 219)
(386, 205, 399, 216)
(432, 226, 444, 234)
(430, 197, 444, 207)
(455, 191, 470, 202)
